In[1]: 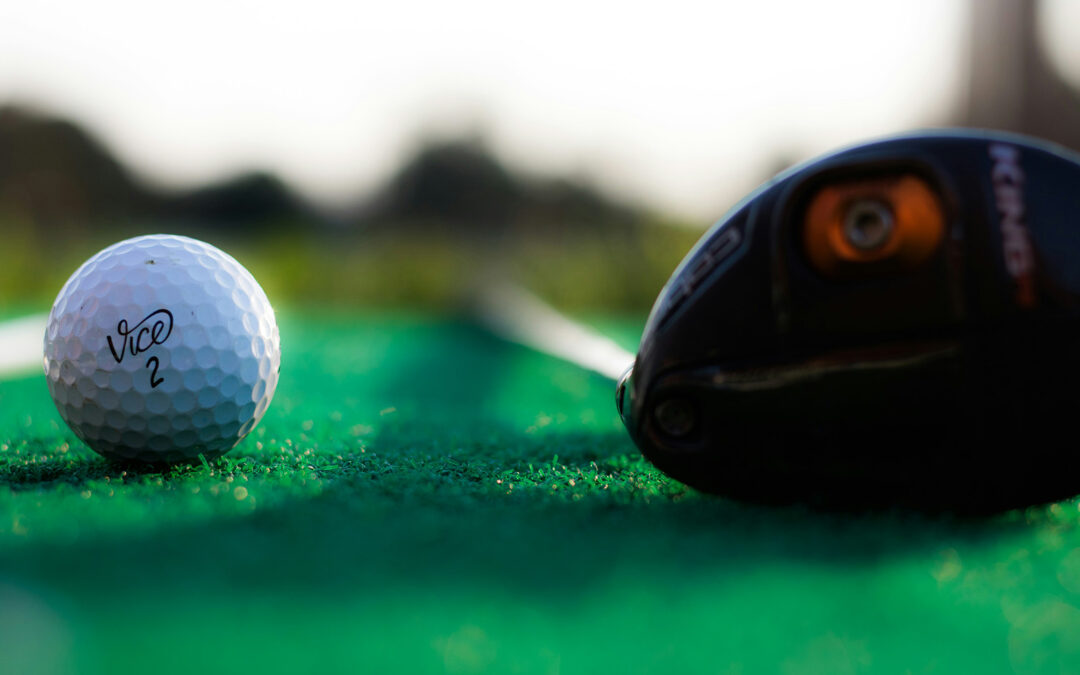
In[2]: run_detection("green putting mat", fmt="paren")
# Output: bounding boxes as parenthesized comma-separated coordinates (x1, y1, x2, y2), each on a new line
(2, 311, 1078, 674)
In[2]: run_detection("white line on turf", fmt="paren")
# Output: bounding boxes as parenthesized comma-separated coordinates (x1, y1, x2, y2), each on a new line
(475, 284, 635, 381)
(0, 314, 46, 378)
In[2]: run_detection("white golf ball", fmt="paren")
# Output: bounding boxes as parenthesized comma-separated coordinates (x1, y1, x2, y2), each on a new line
(43, 234, 281, 464)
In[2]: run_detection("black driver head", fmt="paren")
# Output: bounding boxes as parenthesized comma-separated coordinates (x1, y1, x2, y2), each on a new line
(618, 130, 1080, 512)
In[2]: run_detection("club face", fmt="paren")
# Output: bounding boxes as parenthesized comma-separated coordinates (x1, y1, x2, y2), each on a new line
(622, 130, 1080, 512)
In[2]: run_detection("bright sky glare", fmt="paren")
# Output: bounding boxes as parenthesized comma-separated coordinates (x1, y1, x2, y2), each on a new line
(1040, 0, 1080, 90)
(0, 1, 976, 219)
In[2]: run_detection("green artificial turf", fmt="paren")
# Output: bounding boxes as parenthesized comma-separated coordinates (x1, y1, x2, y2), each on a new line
(3, 311, 1080, 674)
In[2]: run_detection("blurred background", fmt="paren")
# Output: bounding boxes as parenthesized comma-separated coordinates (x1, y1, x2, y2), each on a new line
(1, 0, 1079, 315)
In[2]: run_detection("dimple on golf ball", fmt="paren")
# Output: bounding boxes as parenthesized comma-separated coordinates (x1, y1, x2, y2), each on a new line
(43, 234, 281, 464)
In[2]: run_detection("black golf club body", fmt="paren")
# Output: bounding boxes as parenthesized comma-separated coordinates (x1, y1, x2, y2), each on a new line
(619, 130, 1080, 512)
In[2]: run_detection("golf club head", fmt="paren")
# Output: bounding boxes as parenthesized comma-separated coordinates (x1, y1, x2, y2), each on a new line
(618, 130, 1080, 512)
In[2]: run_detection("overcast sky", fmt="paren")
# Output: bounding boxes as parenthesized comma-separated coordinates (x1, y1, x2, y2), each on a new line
(0, 1, 1076, 219)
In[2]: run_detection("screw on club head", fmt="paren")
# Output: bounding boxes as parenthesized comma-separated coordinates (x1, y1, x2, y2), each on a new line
(843, 200, 894, 251)
(653, 398, 695, 438)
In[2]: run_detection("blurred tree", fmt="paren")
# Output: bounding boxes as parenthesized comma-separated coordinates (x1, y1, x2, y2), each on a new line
(523, 177, 640, 232)
(361, 138, 642, 236)
(363, 139, 522, 232)
(0, 106, 316, 233)
(0, 107, 650, 244)
(0, 105, 153, 229)
(160, 171, 312, 231)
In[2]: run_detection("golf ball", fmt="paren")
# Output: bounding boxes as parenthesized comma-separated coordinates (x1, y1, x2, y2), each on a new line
(43, 234, 281, 464)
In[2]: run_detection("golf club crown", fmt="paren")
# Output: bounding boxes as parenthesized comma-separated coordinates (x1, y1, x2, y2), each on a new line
(621, 130, 1080, 511)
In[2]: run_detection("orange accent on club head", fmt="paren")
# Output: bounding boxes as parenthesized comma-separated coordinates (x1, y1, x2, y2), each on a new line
(803, 174, 945, 278)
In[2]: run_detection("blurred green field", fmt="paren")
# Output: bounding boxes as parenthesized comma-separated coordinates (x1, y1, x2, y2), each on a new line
(0, 219, 703, 314)
(3, 311, 1080, 674)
